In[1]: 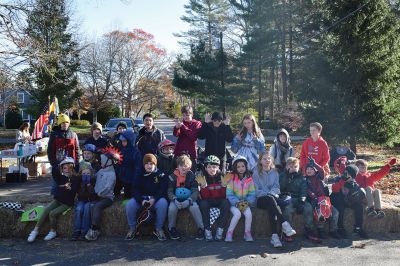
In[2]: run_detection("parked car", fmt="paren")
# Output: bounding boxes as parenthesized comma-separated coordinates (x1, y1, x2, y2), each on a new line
(103, 118, 135, 135)
(134, 118, 144, 129)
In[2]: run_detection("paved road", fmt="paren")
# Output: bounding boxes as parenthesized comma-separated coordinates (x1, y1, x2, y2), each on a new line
(0, 234, 399, 265)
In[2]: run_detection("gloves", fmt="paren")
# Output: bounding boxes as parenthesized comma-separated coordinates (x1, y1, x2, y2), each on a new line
(308, 156, 315, 166)
(389, 158, 397, 166)
(82, 174, 91, 184)
(341, 173, 350, 181)
(174, 199, 183, 209)
(180, 199, 190, 209)
(296, 201, 305, 214)
(236, 201, 249, 212)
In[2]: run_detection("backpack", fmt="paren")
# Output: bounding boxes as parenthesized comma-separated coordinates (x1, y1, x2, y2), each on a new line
(313, 196, 332, 222)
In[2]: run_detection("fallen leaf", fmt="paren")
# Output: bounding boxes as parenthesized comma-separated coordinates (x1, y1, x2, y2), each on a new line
(260, 252, 269, 258)
(351, 243, 366, 249)
(249, 255, 257, 258)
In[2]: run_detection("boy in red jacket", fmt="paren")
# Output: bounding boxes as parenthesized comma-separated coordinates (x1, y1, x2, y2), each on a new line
(355, 158, 397, 218)
(300, 122, 330, 177)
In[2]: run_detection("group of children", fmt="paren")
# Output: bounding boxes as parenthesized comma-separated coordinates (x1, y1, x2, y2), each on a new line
(26, 113, 397, 248)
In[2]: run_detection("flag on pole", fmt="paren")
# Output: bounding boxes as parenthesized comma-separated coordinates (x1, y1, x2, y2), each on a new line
(31, 105, 49, 140)
(48, 97, 59, 129)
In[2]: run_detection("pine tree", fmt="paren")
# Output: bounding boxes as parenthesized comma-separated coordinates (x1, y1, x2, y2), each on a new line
(25, 0, 80, 112)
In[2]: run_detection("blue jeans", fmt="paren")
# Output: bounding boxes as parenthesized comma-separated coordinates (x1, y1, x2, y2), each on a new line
(126, 197, 168, 231)
(73, 201, 93, 234)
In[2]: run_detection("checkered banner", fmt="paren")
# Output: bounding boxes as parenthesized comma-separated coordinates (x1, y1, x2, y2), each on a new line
(210, 207, 220, 225)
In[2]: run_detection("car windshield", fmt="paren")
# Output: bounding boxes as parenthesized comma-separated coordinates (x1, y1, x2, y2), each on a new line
(106, 120, 133, 128)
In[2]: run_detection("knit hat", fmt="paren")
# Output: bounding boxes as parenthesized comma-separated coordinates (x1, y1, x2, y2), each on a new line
(91, 122, 103, 133)
(211, 112, 223, 121)
(345, 165, 359, 179)
(143, 153, 157, 165)
(116, 121, 128, 129)
(79, 161, 93, 173)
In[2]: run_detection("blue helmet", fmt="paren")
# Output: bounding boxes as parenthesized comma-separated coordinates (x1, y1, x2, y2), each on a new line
(277, 194, 292, 208)
(83, 144, 96, 153)
(175, 187, 191, 202)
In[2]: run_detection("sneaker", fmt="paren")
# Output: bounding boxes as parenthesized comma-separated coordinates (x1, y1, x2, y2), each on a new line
(337, 228, 348, 239)
(85, 229, 100, 241)
(168, 227, 181, 240)
(317, 228, 327, 239)
(353, 227, 368, 239)
(329, 231, 341, 239)
(375, 210, 385, 219)
(205, 229, 213, 242)
(244, 231, 254, 242)
(271, 233, 282, 248)
(215, 227, 224, 241)
(27, 229, 39, 243)
(153, 229, 167, 241)
(44, 231, 57, 241)
(196, 228, 204, 240)
(125, 229, 136, 241)
(367, 207, 377, 218)
(225, 231, 233, 242)
(70, 231, 80, 241)
(281, 221, 296, 237)
(281, 233, 294, 242)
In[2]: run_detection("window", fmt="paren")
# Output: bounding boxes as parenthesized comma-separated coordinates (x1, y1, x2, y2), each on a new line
(17, 92, 24, 104)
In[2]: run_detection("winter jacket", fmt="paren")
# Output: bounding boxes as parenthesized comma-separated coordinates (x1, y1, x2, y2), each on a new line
(197, 122, 234, 160)
(76, 176, 97, 202)
(95, 166, 116, 201)
(133, 169, 168, 204)
(47, 126, 80, 167)
(115, 131, 142, 184)
(167, 170, 199, 202)
(51, 168, 80, 207)
(197, 171, 226, 200)
(269, 129, 295, 168)
(252, 167, 280, 198)
(84, 136, 109, 151)
(231, 132, 266, 170)
(136, 126, 165, 156)
(300, 136, 330, 176)
(173, 119, 202, 159)
(305, 163, 328, 202)
(157, 152, 176, 177)
(226, 173, 256, 206)
(356, 164, 391, 189)
(279, 170, 307, 199)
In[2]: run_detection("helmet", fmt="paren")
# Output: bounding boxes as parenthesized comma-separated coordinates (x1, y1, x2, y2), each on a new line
(57, 113, 70, 125)
(100, 147, 123, 166)
(313, 196, 332, 222)
(158, 139, 175, 150)
(232, 155, 248, 166)
(204, 155, 220, 166)
(175, 187, 192, 202)
(83, 144, 97, 153)
(277, 194, 292, 207)
(59, 157, 75, 167)
(334, 156, 348, 175)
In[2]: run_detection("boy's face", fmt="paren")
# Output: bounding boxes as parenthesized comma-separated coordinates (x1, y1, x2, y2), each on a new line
(236, 161, 247, 175)
(82, 169, 91, 176)
(306, 167, 316, 176)
(92, 129, 101, 138)
(278, 133, 287, 143)
(287, 163, 299, 173)
(310, 126, 320, 139)
(178, 163, 191, 176)
(182, 112, 193, 122)
(144, 117, 154, 129)
(61, 122, 69, 131)
(144, 162, 156, 173)
(212, 119, 222, 128)
(83, 151, 94, 161)
(117, 126, 126, 133)
(162, 146, 174, 155)
(62, 164, 72, 174)
(206, 164, 219, 176)
(358, 165, 367, 174)
(121, 139, 128, 147)
(261, 154, 271, 168)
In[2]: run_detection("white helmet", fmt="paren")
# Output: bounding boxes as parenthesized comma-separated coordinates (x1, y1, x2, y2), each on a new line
(59, 157, 75, 167)
(232, 155, 248, 166)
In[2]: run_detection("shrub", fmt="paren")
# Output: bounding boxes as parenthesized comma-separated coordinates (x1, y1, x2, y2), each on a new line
(5, 107, 23, 129)
(70, 119, 91, 127)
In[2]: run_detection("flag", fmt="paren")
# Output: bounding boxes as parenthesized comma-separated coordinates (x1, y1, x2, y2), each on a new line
(48, 97, 59, 129)
(32, 105, 49, 140)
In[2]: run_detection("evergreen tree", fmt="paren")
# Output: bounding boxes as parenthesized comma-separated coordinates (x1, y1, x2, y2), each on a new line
(25, 0, 80, 112)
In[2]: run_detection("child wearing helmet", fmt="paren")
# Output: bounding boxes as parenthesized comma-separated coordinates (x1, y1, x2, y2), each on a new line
(167, 155, 204, 241)
(305, 157, 339, 240)
(27, 157, 79, 243)
(71, 162, 97, 241)
(331, 164, 369, 239)
(196, 155, 230, 241)
(225, 155, 256, 242)
(80, 144, 101, 173)
(125, 154, 168, 241)
(157, 139, 176, 177)
(253, 153, 296, 247)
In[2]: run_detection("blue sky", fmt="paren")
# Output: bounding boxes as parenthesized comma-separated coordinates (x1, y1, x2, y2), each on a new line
(73, 0, 189, 54)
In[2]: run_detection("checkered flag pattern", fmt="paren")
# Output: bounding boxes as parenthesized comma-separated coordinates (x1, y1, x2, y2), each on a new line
(1, 202, 22, 210)
(210, 207, 220, 225)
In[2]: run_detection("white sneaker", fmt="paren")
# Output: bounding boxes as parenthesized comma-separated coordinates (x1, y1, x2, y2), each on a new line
(44, 231, 57, 241)
(270, 233, 282, 248)
(282, 221, 296, 237)
(27, 230, 39, 243)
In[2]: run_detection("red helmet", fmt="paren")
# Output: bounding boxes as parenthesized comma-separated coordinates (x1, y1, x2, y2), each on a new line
(313, 196, 332, 222)
(158, 139, 175, 150)
(334, 156, 347, 175)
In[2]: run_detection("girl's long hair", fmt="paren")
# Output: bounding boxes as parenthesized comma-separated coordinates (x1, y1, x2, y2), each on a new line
(232, 159, 251, 178)
(19, 122, 30, 132)
(257, 152, 275, 175)
(239, 114, 262, 138)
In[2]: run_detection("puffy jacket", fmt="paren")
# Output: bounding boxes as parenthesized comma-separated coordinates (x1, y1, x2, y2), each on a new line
(279, 170, 307, 199)
(167, 170, 199, 202)
(197, 171, 226, 200)
(226, 173, 256, 207)
(156, 152, 175, 177)
(115, 130, 142, 184)
(173, 119, 202, 159)
(84, 136, 109, 151)
(47, 126, 80, 167)
(197, 122, 233, 159)
(51, 168, 79, 207)
(133, 169, 168, 204)
(136, 126, 165, 156)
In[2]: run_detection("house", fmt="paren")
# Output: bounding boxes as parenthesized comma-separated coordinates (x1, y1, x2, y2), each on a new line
(0, 88, 37, 126)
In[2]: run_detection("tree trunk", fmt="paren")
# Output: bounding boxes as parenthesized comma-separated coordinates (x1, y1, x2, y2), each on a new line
(350, 135, 357, 155)
(258, 56, 263, 125)
(288, 0, 294, 102)
(280, 1, 288, 105)
(269, 66, 275, 121)
(92, 108, 98, 123)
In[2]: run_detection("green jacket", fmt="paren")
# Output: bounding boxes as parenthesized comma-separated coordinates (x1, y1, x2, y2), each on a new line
(279, 171, 307, 199)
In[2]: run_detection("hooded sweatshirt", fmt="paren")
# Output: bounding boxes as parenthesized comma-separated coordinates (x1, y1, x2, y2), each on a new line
(173, 119, 202, 159)
(115, 130, 142, 184)
(269, 129, 295, 168)
(252, 167, 280, 198)
(300, 136, 330, 176)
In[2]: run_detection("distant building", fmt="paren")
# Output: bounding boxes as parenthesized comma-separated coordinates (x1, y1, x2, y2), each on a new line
(0, 88, 37, 126)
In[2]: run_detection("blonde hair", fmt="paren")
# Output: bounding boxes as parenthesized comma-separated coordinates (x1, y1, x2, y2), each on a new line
(257, 152, 275, 174)
(355, 159, 368, 167)
(239, 114, 262, 138)
(176, 155, 192, 167)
